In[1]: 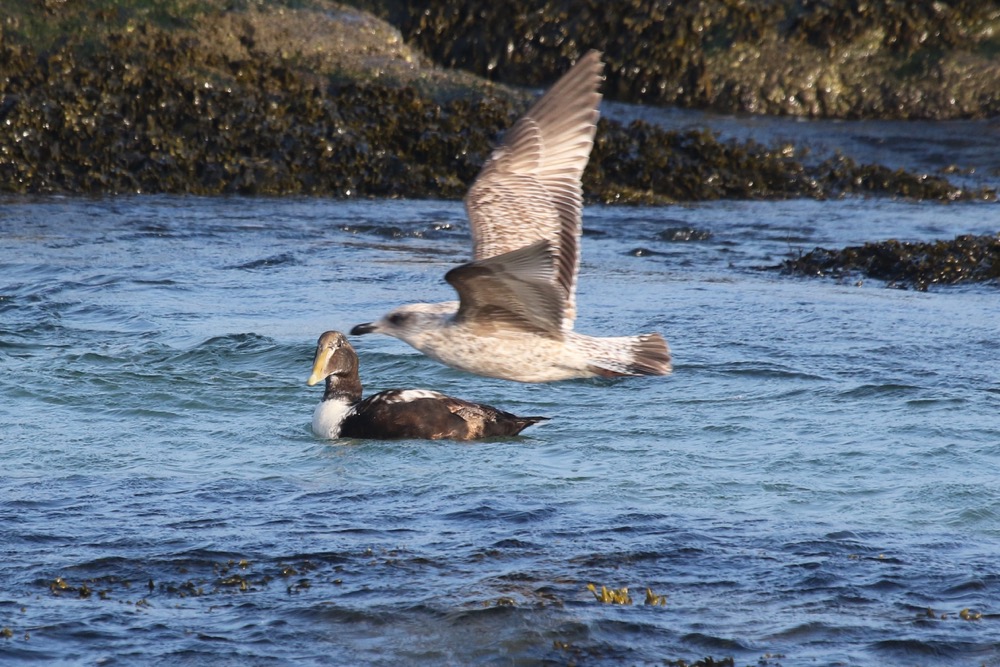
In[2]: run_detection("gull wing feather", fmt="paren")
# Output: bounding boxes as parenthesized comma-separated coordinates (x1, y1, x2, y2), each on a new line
(464, 50, 604, 328)
(445, 240, 563, 336)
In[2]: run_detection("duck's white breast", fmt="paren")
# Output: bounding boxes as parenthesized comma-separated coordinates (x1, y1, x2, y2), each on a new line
(312, 398, 354, 439)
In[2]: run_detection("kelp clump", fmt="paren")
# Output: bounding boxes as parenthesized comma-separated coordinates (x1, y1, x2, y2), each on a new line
(781, 234, 1000, 290)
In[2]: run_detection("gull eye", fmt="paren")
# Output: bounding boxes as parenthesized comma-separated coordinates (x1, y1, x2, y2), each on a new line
(388, 313, 407, 326)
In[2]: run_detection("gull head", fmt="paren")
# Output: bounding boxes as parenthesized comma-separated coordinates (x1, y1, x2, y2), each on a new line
(350, 302, 458, 346)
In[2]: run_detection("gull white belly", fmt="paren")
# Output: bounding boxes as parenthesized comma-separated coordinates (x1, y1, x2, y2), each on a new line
(413, 328, 590, 383)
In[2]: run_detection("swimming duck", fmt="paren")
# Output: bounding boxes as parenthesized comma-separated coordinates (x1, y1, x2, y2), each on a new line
(306, 331, 547, 440)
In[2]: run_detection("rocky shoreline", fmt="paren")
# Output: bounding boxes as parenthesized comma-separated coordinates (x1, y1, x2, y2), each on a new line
(2, 0, 996, 201)
(2, 1, 999, 286)
(368, 0, 1000, 120)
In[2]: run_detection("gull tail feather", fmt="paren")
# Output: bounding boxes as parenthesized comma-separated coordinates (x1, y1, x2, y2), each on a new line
(575, 332, 672, 378)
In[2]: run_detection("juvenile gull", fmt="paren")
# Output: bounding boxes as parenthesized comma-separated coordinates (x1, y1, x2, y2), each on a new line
(351, 50, 671, 382)
(307, 331, 547, 440)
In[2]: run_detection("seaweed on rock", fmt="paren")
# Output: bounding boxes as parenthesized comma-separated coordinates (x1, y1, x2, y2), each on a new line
(0, 5, 994, 199)
(781, 234, 1000, 290)
(386, 0, 1000, 119)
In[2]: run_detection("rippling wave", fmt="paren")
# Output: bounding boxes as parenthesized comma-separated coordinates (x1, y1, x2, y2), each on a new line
(1, 197, 998, 665)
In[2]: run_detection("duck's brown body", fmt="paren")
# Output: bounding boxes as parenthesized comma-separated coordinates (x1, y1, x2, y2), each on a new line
(307, 332, 546, 441)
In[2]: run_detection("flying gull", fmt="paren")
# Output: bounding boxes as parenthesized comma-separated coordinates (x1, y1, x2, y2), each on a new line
(307, 331, 547, 440)
(351, 50, 671, 382)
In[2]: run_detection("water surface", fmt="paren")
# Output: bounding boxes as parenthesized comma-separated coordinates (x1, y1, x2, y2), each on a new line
(2, 195, 998, 665)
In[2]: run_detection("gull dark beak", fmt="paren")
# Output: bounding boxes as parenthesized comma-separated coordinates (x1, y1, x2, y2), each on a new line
(350, 322, 377, 335)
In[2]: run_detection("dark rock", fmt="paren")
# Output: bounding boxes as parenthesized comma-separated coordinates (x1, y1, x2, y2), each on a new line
(0, 2, 994, 199)
(779, 234, 1000, 290)
(375, 0, 1000, 120)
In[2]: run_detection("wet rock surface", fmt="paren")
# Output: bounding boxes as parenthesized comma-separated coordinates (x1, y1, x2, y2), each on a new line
(779, 234, 1000, 290)
(373, 0, 1000, 120)
(0, 2, 992, 200)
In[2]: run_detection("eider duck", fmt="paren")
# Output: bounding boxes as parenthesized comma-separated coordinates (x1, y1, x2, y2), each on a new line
(350, 50, 671, 382)
(306, 331, 547, 440)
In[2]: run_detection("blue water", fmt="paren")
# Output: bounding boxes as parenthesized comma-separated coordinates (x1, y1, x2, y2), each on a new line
(2, 195, 998, 666)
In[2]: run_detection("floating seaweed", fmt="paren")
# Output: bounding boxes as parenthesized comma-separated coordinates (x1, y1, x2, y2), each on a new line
(587, 582, 632, 604)
(925, 606, 985, 621)
(960, 608, 983, 621)
(48, 577, 72, 594)
(663, 658, 735, 667)
(35, 556, 322, 604)
(644, 587, 667, 606)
